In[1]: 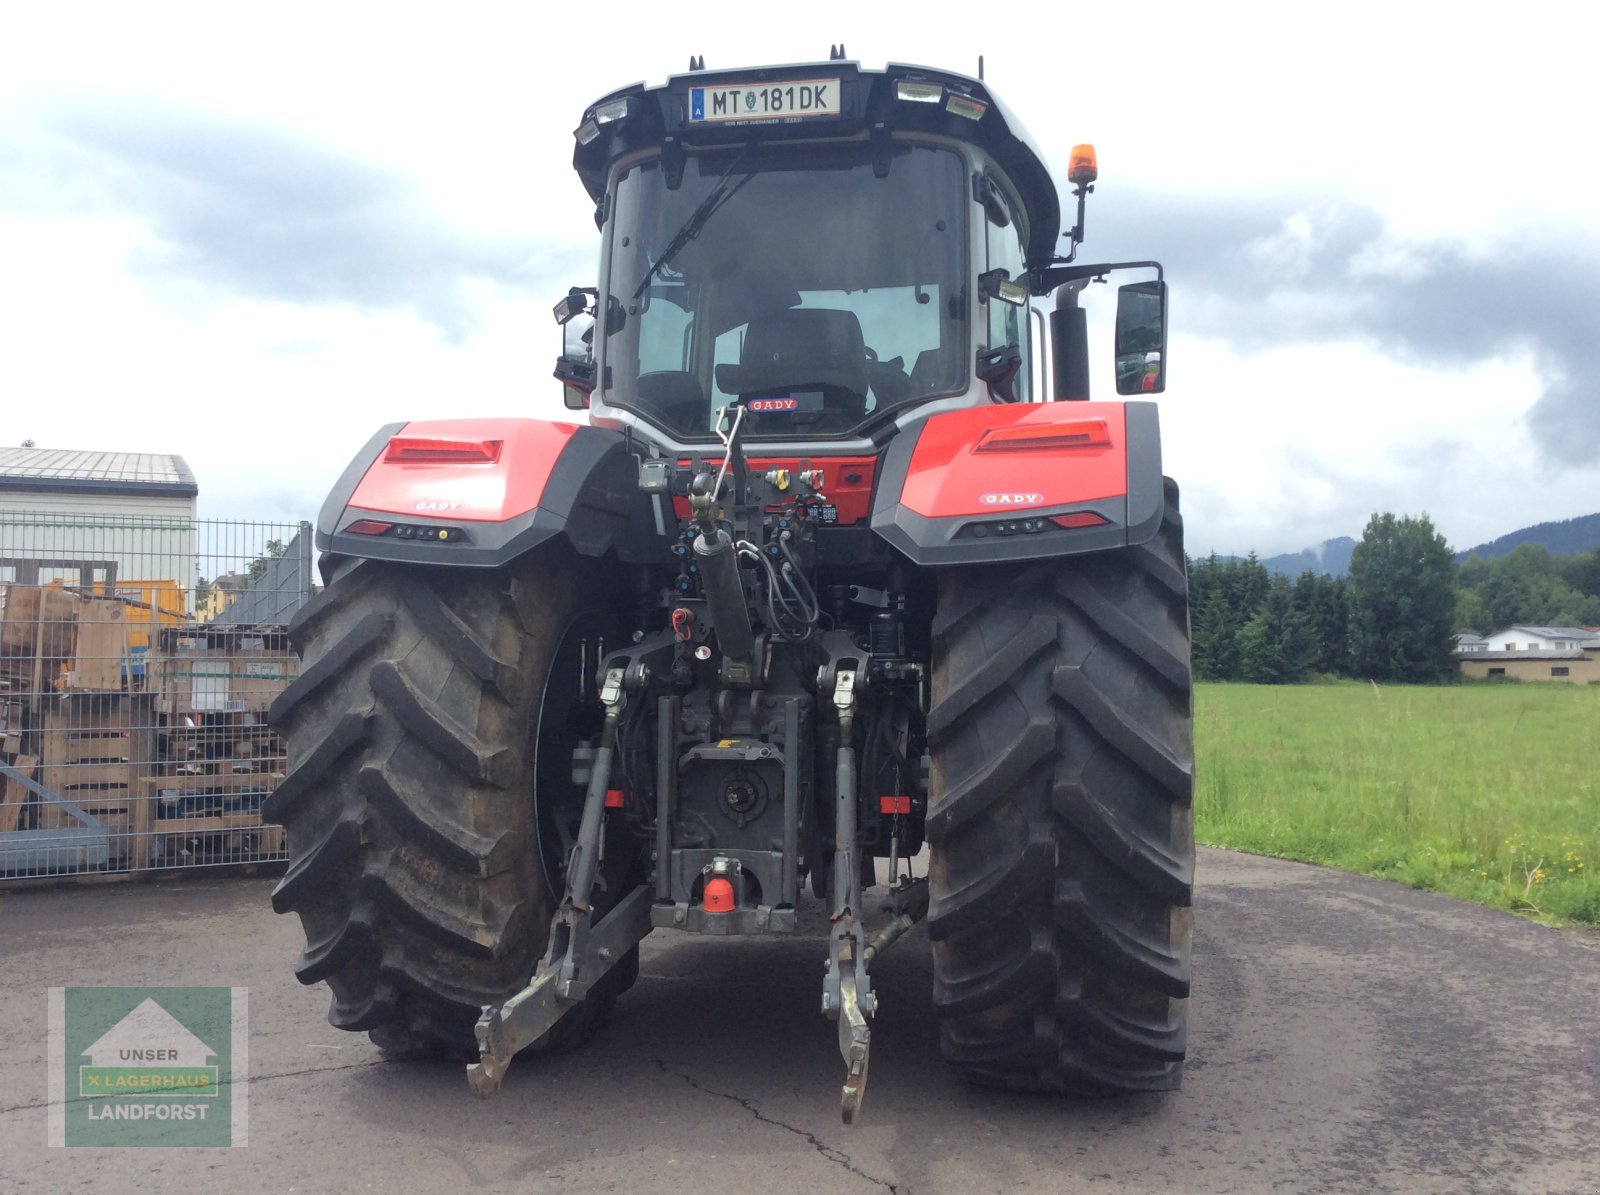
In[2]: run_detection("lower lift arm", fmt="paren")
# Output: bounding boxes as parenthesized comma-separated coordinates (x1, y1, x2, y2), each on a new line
(467, 667, 654, 1098)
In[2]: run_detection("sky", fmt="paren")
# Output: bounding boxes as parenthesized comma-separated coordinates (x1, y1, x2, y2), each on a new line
(2, 1, 1596, 557)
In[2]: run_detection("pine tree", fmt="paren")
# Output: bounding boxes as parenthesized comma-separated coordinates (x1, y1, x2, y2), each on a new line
(1238, 575, 1314, 683)
(1295, 572, 1351, 676)
(1192, 589, 1240, 680)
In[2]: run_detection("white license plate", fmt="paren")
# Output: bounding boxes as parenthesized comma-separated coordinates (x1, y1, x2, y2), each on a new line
(689, 79, 841, 123)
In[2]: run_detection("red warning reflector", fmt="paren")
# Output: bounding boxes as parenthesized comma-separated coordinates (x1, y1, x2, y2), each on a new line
(1051, 512, 1111, 530)
(703, 876, 735, 913)
(345, 519, 393, 536)
(879, 795, 912, 815)
(384, 436, 504, 464)
(604, 788, 626, 809)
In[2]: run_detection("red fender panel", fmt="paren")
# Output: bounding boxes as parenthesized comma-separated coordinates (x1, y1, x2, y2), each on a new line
(871, 401, 1164, 566)
(315, 418, 655, 569)
(899, 404, 1127, 518)
(346, 418, 580, 522)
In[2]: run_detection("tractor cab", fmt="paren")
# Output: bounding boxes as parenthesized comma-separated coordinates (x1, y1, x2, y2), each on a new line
(555, 60, 1092, 449)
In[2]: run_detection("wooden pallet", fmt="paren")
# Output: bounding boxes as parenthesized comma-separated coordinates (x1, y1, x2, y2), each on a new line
(151, 633, 295, 717)
(0, 753, 38, 834)
(39, 711, 141, 806)
(131, 773, 284, 869)
(34, 800, 136, 864)
(38, 695, 154, 759)
(138, 819, 285, 868)
(159, 713, 284, 777)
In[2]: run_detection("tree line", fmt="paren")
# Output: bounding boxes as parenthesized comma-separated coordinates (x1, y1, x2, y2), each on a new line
(1190, 514, 1600, 684)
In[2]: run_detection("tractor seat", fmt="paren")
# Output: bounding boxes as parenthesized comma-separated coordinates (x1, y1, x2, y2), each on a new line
(714, 309, 870, 427)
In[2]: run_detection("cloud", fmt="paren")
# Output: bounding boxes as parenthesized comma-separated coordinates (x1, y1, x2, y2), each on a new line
(4, 94, 545, 340)
(1092, 192, 1600, 464)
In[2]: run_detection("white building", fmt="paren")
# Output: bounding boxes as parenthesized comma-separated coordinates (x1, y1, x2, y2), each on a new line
(1482, 625, 1600, 653)
(0, 446, 198, 599)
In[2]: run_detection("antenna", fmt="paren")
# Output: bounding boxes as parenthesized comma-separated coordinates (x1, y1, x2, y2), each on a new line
(978, 55, 984, 80)
(830, 43, 847, 61)
(689, 55, 705, 71)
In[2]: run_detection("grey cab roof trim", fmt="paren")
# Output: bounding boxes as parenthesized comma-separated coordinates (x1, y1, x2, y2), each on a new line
(572, 59, 1063, 272)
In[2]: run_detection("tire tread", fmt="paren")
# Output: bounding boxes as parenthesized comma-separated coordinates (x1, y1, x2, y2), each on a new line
(268, 559, 568, 1055)
(928, 478, 1194, 1094)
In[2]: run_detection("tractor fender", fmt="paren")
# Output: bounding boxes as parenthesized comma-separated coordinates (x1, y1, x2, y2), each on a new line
(869, 401, 1164, 567)
(315, 418, 657, 568)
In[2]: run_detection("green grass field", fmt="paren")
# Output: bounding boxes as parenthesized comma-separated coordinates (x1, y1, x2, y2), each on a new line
(1194, 681, 1600, 924)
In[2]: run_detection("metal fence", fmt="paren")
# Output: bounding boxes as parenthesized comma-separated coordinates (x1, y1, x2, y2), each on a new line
(0, 513, 310, 879)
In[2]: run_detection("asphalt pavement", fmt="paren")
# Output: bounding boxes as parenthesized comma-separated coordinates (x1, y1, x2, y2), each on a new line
(1, 847, 1597, 1194)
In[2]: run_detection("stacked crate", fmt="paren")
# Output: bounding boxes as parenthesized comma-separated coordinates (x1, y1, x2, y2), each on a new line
(143, 626, 292, 867)
(34, 695, 152, 865)
(1, 597, 296, 875)
(2, 585, 140, 872)
(1, 584, 131, 706)
(0, 700, 37, 836)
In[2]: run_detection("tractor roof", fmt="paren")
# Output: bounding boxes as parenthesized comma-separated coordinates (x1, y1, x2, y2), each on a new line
(572, 60, 1062, 271)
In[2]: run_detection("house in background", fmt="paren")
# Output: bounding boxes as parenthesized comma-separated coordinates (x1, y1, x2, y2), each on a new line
(1456, 625, 1600, 684)
(1482, 626, 1600, 653)
(197, 571, 244, 622)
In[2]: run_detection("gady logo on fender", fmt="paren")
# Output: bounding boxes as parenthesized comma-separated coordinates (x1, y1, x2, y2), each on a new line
(414, 500, 462, 512)
(980, 492, 1044, 507)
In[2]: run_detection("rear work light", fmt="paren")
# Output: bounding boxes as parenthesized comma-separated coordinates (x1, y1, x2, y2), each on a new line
(575, 96, 630, 145)
(974, 419, 1111, 452)
(384, 436, 503, 464)
(594, 97, 630, 125)
(945, 93, 986, 121)
(895, 80, 943, 104)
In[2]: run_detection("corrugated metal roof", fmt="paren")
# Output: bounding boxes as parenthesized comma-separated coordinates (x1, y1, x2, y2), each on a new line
(1505, 625, 1594, 640)
(1468, 649, 1589, 660)
(0, 447, 197, 496)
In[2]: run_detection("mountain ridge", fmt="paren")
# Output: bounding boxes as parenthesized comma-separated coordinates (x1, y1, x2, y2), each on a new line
(1454, 512, 1600, 562)
(1203, 513, 1600, 578)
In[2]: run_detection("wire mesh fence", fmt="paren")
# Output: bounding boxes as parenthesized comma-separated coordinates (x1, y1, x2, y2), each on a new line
(0, 512, 310, 880)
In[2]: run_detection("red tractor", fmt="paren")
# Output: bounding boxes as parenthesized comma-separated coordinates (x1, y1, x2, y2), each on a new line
(266, 52, 1193, 1123)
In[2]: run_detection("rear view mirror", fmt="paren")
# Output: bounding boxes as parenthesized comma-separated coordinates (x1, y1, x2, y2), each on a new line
(555, 312, 597, 409)
(1114, 279, 1168, 395)
(563, 314, 594, 360)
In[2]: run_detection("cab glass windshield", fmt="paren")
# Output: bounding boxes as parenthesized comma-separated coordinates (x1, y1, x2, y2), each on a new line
(603, 144, 967, 439)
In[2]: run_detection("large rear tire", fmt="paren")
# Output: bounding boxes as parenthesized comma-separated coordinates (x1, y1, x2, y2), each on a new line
(926, 478, 1194, 1093)
(265, 553, 630, 1056)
